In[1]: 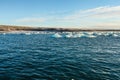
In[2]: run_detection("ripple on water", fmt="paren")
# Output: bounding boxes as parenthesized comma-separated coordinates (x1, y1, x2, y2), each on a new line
(0, 33, 120, 80)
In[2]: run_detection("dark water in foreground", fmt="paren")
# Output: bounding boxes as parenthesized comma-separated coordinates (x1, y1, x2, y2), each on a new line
(0, 32, 120, 80)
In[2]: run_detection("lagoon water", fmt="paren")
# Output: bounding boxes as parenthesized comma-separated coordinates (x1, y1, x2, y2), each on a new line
(0, 32, 120, 80)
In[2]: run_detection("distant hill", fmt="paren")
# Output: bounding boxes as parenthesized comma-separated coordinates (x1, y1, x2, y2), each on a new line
(0, 25, 120, 32)
(0, 25, 35, 31)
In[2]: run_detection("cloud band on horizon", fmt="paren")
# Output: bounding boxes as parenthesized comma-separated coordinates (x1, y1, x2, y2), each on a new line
(15, 6, 120, 29)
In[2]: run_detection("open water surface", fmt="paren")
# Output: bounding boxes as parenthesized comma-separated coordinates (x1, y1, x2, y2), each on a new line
(0, 32, 120, 80)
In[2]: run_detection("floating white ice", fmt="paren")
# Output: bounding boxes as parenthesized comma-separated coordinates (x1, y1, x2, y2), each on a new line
(52, 33, 62, 38)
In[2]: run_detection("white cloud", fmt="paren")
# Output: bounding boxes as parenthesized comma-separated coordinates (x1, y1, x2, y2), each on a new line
(62, 6, 120, 20)
(15, 6, 120, 28)
(54, 5, 120, 28)
(16, 18, 46, 23)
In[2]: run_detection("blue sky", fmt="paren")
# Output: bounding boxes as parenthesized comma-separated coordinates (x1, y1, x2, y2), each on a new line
(0, 0, 120, 29)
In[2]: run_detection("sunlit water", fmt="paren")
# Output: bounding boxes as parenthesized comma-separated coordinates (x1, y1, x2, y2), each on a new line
(0, 31, 120, 80)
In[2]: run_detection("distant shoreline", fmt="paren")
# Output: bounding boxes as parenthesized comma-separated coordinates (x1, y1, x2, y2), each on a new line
(0, 25, 120, 32)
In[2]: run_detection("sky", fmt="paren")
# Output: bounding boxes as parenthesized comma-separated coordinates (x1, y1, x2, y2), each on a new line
(0, 0, 120, 29)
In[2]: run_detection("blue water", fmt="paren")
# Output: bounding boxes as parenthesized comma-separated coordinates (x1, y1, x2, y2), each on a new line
(0, 32, 120, 80)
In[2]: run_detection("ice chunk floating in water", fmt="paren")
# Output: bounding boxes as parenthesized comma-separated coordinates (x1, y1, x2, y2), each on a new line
(51, 32, 120, 38)
(52, 33, 62, 38)
(65, 33, 73, 38)
(0, 32, 120, 80)
(25, 32, 31, 35)
(51, 32, 97, 38)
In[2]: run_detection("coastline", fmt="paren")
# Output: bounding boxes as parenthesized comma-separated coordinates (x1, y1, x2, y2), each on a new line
(0, 25, 120, 32)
